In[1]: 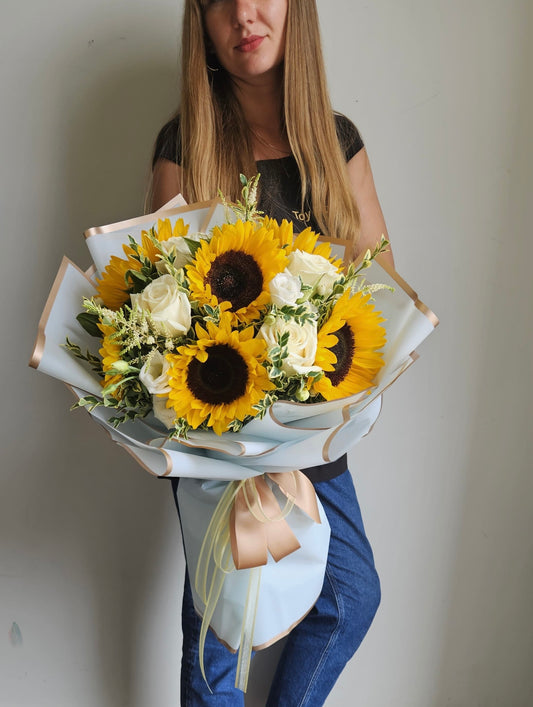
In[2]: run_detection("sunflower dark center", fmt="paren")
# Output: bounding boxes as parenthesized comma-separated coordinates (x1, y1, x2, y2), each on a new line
(207, 250, 263, 311)
(327, 324, 355, 387)
(187, 344, 249, 405)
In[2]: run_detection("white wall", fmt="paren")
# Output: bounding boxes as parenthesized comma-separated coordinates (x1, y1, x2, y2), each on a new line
(1, 1, 532, 705)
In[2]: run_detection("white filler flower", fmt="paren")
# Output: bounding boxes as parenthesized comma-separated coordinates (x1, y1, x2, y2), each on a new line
(139, 350, 172, 395)
(268, 270, 303, 307)
(156, 233, 206, 273)
(259, 317, 321, 376)
(287, 250, 340, 296)
(152, 395, 176, 429)
(131, 274, 191, 337)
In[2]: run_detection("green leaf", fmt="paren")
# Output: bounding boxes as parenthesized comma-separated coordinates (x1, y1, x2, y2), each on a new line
(127, 269, 150, 286)
(76, 312, 101, 337)
(183, 237, 202, 257)
(72, 395, 103, 412)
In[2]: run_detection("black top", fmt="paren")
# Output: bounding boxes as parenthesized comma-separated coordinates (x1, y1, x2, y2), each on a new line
(153, 113, 364, 482)
(154, 113, 363, 234)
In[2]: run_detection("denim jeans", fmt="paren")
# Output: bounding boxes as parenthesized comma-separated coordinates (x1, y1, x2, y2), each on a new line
(174, 470, 381, 706)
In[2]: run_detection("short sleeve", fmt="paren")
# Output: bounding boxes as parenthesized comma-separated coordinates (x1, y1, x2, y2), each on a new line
(152, 115, 182, 167)
(334, 113, 364, 162)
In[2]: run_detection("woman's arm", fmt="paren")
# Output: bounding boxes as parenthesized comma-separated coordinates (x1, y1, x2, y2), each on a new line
(151, 158, 184, 211)
(347, 147, 394, 269)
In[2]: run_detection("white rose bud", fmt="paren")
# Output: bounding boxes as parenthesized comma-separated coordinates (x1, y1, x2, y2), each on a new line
(259, 317, 321, 376)
(110, 360, 131, 375)
(152, 395, 177, 429)
(139, 350, 171, 395)
(287, 250, 340, 296)
(295, 386, 310, 402)
(155, 233, 205, 274)
(269, 270, 302, 307)
(131, 274, 191, 337)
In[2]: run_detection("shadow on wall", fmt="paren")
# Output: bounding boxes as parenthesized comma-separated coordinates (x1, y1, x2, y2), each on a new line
(61, 58, 179, 268)
(246, 638, 287, 707)
(51, 57, 183, 704)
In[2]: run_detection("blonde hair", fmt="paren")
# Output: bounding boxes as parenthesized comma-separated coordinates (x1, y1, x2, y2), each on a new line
(178, 0, 360, 243)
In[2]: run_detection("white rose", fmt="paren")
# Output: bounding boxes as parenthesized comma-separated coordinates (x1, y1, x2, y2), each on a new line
(152, 395, 176, 429)
(287, 250, 340, 296)
(259, 317, 320, 376)
(139, 350, 171, 395)
(131, 275, 191, 337)
(269, 270, 302, 307)
(155, 233, 206, 274)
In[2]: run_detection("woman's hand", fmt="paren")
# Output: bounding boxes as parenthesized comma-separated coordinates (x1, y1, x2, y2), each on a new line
(347, 148, 394, 269)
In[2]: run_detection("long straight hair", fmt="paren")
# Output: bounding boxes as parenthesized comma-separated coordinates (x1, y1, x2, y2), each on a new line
(179, 0, 361, 243)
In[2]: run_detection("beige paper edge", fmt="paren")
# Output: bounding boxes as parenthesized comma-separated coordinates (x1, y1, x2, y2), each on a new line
(370, 254, 440, 328)
(29, 257, 96, 370)
(178, 436, 279, 458)
(194, 591, 320, 654)
(84, 198, 220, 238)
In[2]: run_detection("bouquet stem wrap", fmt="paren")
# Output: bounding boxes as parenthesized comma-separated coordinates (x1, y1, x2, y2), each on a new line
(178, 471, 330, 691)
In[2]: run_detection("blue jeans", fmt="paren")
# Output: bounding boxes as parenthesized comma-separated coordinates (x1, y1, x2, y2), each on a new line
(175, 470, 380, 706)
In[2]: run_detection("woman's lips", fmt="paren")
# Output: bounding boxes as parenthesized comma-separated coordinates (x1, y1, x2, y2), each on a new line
(235, 35, 265, 52)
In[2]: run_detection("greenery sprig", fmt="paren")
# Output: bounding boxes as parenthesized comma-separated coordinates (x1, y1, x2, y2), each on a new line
(219, 174, 264, 223)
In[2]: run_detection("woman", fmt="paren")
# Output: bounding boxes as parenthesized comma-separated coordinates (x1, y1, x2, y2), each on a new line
(151, 1, 392, 704)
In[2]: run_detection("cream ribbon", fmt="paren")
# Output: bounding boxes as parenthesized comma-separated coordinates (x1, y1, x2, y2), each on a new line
(194, 470, 322, 692)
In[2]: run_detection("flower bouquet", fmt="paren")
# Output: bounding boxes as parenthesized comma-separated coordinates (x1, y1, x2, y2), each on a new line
(30, 176, 438, 690)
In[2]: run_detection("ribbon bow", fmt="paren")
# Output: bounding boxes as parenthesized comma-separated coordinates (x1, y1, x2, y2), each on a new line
(194, 470, 322, 692)
(230, 471, 321, 569)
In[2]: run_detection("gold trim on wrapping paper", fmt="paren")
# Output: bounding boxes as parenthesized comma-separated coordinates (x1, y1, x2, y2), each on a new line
(362, 354, 417, 406)
(267, 408, 328, 432)
(321, 354, 417, 462)
(322, 401, 369, 463)
(114, 434, 173, 476)
(162, 432, 306, 461)
(29, 257, 96, 370)
(322, 407, 351, 464)
(155, 193, 187, 211)
(370, 254, 440, 328)
(83, 199, 221, 238)
(117, 443, 172, 477)
(199, 198, 224, 232)
(100, 429, 173, 477)
(193, 597, 319, 653)
(85, 264, 96, 280)
(177, 437, 280, 458)
(170, 438, 305, 461)
(266, 387, 370, 432)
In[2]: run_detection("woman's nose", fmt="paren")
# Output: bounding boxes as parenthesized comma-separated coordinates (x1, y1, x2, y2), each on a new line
(232, 0, 256, 27)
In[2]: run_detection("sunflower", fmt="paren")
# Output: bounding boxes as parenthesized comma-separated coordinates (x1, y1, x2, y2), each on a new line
(98, 323, 123, 393)
(165, 311, 275, 435)
(263, 216, 343, 271)
(95, 218, 189, 310)
(95, 254, 141, 310)
(313, 291, 386, 400)
(186, 220, 287, 325)
(132, 217, 189, 264)
(263, 216, 294, 250)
